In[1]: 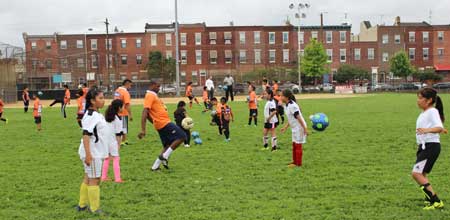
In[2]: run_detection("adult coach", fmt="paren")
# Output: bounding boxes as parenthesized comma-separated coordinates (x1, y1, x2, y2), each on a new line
(114, 79, 133, 146)
(138, 81, 186, 171)
(205, 76, 215, 101)
(223, 74, 234, 102)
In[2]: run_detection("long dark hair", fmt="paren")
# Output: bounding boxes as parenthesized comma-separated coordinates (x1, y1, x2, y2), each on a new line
(282, 89, 296, 103)
(419, 88, 445, 122)
(177, 101, 186, 109)
(105, 99, 123, 122)
(266, 88, 274, 100)
(85, 88, 102, 112)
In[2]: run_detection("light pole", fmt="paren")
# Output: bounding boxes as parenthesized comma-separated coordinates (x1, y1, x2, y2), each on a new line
(174, 0, 181, 96)
(289, 2, 310, 93)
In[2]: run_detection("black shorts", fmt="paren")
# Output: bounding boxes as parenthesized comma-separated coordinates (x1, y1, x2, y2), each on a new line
(277, 106, 284, 115)
(413, 143, 441, 174)
(264, 122, 279, 129)
(24, 100, 29, 106)
(188, 96, 195, 101)
(34, 116, 41, 124)
(77, 113, 84, 120)
(249, 109, 258, 117)
(158, 122, 187, 147)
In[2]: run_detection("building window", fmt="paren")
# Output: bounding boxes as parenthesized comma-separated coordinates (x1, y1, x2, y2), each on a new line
(283, 32, 289, 44)
(180, 71, 186, 85)
(210, 50, 217, 64)
(311, 31, 318, 40)
(106, 39, 112, 50)
(166, 33, 172, 46)
(180, 33, 187, 46)
(283, 49, 289, 63)
(195, 33, 201, 45)
(136, 38, 142, 48)
(382, 52, 389, 62)
(326, 49, 332, 63)
(423, 32, 429, 43)
(438, 31, 444, 41)
(181, 50, 187, 64)
(409, 48, 415, 60)
(209, 32, 216, 44)
(107, 55, 113, 68)
(45, 60, 52, 69)
(32, 59, 38, 69)
(131, 73, 138, 80)
(136, 55, 143, 64)
(91, 55, 98, 68)
(269, 32, 276, 44)
(254, 49, 261, 64)
(46, 41, 51, 49)
(326, 31, 332, 43)
(299, 32, 304, 44)
(91, 39, 97, 50)
(409, 32, 415, 42)
(225, 50, 232, 64)
(77, 58, 84, 68)
(382, 35, 389, 44)
(31, 41, 37, 49)
(423, 48, 429, 60)
(121, 39, 127, 48)
(438, 48, 444, 59)
(239, 50, 247, 63)
(151, 33, 157, 46)
(60, 40, 67, 49)
(269, 49, 276, 63)
(239, 32, 246, 44)
(195, 50, 202, 64)
(354, 48, 361, 61)
(224, 32, 232, 44)
(121, 55, 127, 65)
(77, 40, 84, 49)
(254, 31, 261, 44)
(166, 50, 172, 59)
(192, 71, 199, 85)
(60, 58, 68, 69)
(368, 48, 375, 60)
(339, 49, 346, 62)
(394, 35, 400, 44)
(340, 31, 346, 43)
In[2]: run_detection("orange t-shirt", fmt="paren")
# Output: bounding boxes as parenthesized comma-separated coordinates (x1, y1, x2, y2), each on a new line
(248, 91, 257, 109)
(143, 91, 171, 130)
(186, 85, 193, 97)
(0, 99, 4, 113)
(77, 97, 86, 114)
(82, 87, 88, 98)
(216, 103, 222, 116)
(64, 89, 71, 104)
(114, 87, 131, 116)
(33, 98, 42, 117)
(202, 91, 208, 102)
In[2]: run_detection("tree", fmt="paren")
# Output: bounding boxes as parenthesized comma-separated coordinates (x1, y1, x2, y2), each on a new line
(147, 51, 176, 85)
(412, 68, 442, 83)
(300, 39, 329, 85)
(334, 64, 369, 84)
(390, 50, 414, 80)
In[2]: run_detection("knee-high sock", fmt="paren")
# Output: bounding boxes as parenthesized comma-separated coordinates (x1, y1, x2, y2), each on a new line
(162, 147, 174, 159)
(248, 117, 252, 125)
(87, 185, 100, 212)
(78, 182, 89, 208)
(292, 142, 297, 163)
(113, 157, 122, 181)
(271, 137, 277, 148)
(294, 143, 303, 166)
(263, 136, 269, 147)
(101, 157, 110, 180)
(253, 117, 257, 125)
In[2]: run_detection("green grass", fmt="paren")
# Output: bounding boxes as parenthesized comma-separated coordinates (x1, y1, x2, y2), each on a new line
(1, 94, 450, 219)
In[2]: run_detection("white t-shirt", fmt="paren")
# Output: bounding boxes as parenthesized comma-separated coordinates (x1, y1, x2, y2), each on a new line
(416, 107, 443, 144)
(205, 79, 215, 91)
(78, 110, 110, 159)
(264, 100, 278, 124)
(285, 101, 307, 143)
(106, 115, 123, 144)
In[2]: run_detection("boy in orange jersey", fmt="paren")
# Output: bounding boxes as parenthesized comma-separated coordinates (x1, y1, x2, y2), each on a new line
(219, 97, 234, 142)
(247, 85, 258, 126)
(76, 89, 86, 127)
(33, 93, 43, 131)
(185, 82, 200, 109)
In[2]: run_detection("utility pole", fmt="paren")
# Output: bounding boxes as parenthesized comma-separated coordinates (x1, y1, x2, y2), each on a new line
(105, 18, 110, 89)
(174, 0, 181, 96)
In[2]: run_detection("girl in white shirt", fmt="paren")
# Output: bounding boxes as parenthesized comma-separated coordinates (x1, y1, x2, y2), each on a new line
(262, 89, 279, 151)
(413, 88, 446, 210)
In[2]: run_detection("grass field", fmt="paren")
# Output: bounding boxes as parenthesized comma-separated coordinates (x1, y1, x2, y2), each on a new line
(1, 93, 450, 220)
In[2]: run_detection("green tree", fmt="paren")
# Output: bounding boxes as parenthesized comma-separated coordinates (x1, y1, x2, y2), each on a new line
(147, 51, 176, 84)
(300, 39, 329, 85)
(390, 50, 414, 80)
(334, 64, 369, 84)
(412, 68, 442, 83)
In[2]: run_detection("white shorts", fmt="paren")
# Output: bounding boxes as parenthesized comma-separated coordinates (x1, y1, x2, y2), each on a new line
(81, 158, 104, 178)
(108, 140, 119, 157)
(122, 116, 128, 134)
(292, 128, 306, 144)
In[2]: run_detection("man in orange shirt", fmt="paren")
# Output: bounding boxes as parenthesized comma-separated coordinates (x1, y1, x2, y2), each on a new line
(33, 93, 42, 131)
(0, 96, 8, 124)
(49, 84, 70, 118)
(185, 82, 199, 108)
(114, 79, 133, 146)
(138, 81, 186, 171)
(248, 85, 258, 126)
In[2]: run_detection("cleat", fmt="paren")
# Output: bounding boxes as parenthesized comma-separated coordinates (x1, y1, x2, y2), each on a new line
(159, 155, 169, 169)
(184, 144, 190, 148)
(75, 205, 88, 212)
(151, 168, 161, 172)
(287, 163, 297, 168)
(423, 200, 444, 210)
(271, 147, 278, 152)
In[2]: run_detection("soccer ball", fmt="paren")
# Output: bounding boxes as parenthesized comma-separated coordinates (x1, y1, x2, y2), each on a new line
(181, 117, 194, 130)
(191, 131, 200, 138)
(210, 110, 217, 117)
(222, 85, 228, 91)
(310, 113, 329, 132)
(37, 91, 43, 96)
(246, 96, 250, 102)
(194, 138, 203, 145)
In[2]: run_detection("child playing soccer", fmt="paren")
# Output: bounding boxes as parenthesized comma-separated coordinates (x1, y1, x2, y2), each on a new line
(274, 90, 285, 124)
(76, 88, 108, 214)
(76, 89, 86, 127)
(201, 86, 211, 113)
(50, 84, 70, 118)
(210, 97, 222, 135)
(248, 85, 258, 126)
(412, 88, 446, 210)
(263, 89, 278, 151)
(219, 97, 234, 142)
(0, 96, 8, 124)
(23, 87, 30, 113)
(186, 82, 200, 109)
(101, 99, 124, 183)
(174, 101, 191, 147)
(280, 89, 308, 168)
(33, 93, 42, 131)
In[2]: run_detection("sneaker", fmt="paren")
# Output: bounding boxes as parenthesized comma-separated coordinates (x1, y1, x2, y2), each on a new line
(225, 138, 230, 142)
(423, 200, 444, 210)
(271, 147, 278, 152)
(151, 167, 161, 172)
(114, 179, 124, 183)
(75, 205, 88, 212)
(90, 209, 107, 216)
(184, 144, 190, 148)
(287, 163, 297, 168)
(260, 147, 269, 151)
(101, 177, 112, 182)
(159, 155, 169, 169)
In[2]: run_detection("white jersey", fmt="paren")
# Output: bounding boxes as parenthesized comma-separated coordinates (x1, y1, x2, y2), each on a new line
(285, 101, 307, 144)
(105, 115, 123, 156)
(264, 100, 278, 124)
(416, 107, 443, 145)
(78, 110, 110, 159)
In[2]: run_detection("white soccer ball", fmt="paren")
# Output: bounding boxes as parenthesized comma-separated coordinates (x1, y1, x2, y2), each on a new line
(181, 117, 194, 130)
(210, 110, 217, 117)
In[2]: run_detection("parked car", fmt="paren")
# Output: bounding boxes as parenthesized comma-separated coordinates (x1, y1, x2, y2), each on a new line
(374, 83, 395, 91)
(413, 82, 427, 89)
(279, 82, 300, 93)
(158, 84, 177, 95)
(320, 83, 334, 92)
(302, 85, 320, 93)
(433, 82, 450, 89)
(397, 83, 419, 90)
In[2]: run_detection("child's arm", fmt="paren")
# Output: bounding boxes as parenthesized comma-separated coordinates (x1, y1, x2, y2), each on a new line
(231, 109, 234, 122)
(417, 127, 445, 134)
(280, 122, 290, 133)
(267, 111, 277, 123)
(82, 135, 92, 165)
(296, 115, 308, 135)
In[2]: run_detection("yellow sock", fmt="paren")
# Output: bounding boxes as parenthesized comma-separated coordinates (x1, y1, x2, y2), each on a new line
(78, 182, 88, 208)
(87, 185, 100, 212)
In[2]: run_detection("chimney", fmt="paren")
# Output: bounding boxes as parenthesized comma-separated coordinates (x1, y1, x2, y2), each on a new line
(395, 16, 401, 26)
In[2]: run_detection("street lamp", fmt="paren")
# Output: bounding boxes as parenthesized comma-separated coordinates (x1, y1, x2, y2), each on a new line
(174, 0, 181, 96)
(289, 2, 310, 93)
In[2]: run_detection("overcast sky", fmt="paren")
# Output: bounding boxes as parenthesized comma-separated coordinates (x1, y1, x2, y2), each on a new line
(1, 0, 449, 47)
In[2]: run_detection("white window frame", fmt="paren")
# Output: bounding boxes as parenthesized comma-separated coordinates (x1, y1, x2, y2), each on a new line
(121, 55, 127, 65)
(225, 50, 232, 64)
(239, 50, 247, 63)
(283, 49, 289, 63)
(269, 32, 276, 44)
(409, 32, 415, 43)
(120, 39, 127, 48)
(60, 40, 67, 49)
(423, 48, 429, 60)
(382, 52, 389, 62)
(195, 33, 201, 45)
(209, 32, 216, 44)
(438, 31, 444, 41)
(195, 50, 202, 64)
(239, 32, 246, 44)
(165, 33, 172, 46)
(136, 54, 143, 65)
(269, 49, 276, 63)
(180, 33, 187, 46)
(31, 41, 37, 49)
(438, 48, 444, 59)
(394, 35, 400, 44)
(91, 55, 98, 68)
(209, 50, 217, 64)
(382, 35, 389, 44)
(340, 31, 346, 43)
(339, 49, 346, 62)
(151, 33, 157, 46)
(254, 31, 261, 44)
(282, 32, 289, 44)
(299, 31, 304, 44)
(166, 50, 173, 59)
(311, 31, 318, 40)
(181, 50, 187, 64)
(423, 32, 429, 43)
(224, 32, 232, 44)
(409, 48, 416, 60)
(254, 49, 261, 64)
(326, 49, 333, 63)
(136, 38, 142, 48)
(368, 48, 375, 60)
(77, 58, 84, 68)
(77, 40, 84, 49)
(105, 39, 112, 50)
(354, 48, 361, 61)
(45, 41, 51, 49)
(326, 31, 333, 43)
(91, 39, 97, 50)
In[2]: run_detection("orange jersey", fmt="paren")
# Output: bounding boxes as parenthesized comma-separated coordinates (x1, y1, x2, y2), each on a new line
(114, 87, 131, 116)
(33, 98, 42, 117)
(185, 85, 193, 97)
(82, 87, 88, 98)
(202, 90, 208, 102)
(64, 89, 71, 104)
(143, 90, 171, 130)
(248, 91, 257, 109)
(220, 104, 233, 121)
(77, 97, 86, 114)
(215, 103, 222, 116)
(0, 99, 4, 113)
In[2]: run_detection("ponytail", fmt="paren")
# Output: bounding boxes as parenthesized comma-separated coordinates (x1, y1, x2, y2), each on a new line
(418, 88, 445, 122)
(282, 89, 296, 103)
(436, 96, 445, 123)
(105, 99, 123, 122)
